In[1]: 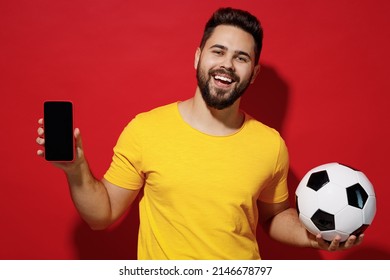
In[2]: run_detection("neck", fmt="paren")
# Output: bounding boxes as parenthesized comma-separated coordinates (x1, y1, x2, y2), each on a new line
(178, 89, 245, 136)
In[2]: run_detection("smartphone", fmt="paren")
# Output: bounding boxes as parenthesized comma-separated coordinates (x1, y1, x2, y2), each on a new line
(43, 101, 74, 161)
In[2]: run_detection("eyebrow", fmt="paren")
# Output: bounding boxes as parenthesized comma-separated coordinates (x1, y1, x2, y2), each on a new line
(209, 44, 252, 60)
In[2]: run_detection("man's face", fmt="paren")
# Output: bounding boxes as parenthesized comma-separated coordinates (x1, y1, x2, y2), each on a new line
(196, 25, 260, 110)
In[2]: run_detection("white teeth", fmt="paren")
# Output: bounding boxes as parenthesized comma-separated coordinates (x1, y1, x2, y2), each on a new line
(214, 75, 232, 83)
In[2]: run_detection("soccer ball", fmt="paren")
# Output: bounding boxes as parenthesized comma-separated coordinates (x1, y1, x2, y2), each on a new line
(295, 162, 376, 242)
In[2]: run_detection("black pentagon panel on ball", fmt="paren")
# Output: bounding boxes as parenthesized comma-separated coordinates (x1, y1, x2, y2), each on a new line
(347, 183, 368, 209)
(307, 170, 330, 191)
(311, 209, 335, 231)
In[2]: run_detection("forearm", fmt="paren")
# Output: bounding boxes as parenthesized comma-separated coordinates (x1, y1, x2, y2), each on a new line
(65, 160, 112, 230)
(266, 208, 316, 248)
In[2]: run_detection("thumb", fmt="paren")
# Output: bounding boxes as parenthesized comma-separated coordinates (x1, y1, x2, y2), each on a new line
(74, 128, 84, 159)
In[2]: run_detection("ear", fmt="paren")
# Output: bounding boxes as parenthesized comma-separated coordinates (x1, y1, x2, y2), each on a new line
(250, 64, 261, 84)
(194, 48, 201, 69)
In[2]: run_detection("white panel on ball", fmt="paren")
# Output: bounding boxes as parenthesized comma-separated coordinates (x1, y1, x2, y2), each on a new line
(321, 230, 350, 243)
(326, 163, 359, 189)
(362, 196, 376, 224)
(317, 182, 348, 214)
(335, 206, 363, 234)
(296, 188, 319, 217)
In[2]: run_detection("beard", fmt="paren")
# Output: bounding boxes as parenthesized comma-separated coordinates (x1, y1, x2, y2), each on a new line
(196, 65, 252, 110)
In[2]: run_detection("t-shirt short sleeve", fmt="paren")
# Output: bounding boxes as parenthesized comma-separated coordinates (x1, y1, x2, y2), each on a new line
(104, 117, 145, 190)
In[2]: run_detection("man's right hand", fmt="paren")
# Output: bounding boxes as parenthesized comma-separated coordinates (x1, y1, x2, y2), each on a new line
(36, 118, 85, 173)
(36, 118, 140, 230)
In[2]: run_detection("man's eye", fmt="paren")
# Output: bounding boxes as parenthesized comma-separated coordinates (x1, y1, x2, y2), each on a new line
(237, 56, 249, 62)
(213, 50, 224, 55)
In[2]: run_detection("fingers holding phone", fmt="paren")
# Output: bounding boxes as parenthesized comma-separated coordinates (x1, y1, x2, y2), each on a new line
(36, 118, 45, 157)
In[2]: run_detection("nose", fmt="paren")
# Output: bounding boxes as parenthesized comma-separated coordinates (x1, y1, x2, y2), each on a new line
(220, 56, 235, 72)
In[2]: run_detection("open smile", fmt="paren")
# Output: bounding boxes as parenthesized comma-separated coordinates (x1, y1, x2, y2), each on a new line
(210, 70, 239, 87)
(213, 74, 234, 84)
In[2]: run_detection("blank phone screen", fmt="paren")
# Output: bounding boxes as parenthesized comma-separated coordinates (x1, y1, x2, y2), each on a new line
(44, 101, 74, 161)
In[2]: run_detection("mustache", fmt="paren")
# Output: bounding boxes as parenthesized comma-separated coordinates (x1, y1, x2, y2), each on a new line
(208, 68, 240, 82)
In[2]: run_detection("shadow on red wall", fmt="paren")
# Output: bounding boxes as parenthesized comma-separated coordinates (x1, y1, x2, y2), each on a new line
(72, 196, 141, 260)
(241, 64, 289, 134)
(343, 247, 390, 260)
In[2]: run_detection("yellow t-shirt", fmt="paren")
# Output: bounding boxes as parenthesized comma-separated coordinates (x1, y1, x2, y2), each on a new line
(104, 102, 289, 259)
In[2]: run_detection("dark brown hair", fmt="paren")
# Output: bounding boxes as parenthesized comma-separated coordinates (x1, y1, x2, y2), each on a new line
(200, 7, 263, 64)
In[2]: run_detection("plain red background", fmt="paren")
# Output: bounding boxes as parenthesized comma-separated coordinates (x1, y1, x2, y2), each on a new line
(1, 0, 389, 260)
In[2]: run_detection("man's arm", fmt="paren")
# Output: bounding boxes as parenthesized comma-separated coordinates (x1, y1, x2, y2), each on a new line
(64, 160, 139, 230)
(258, 200, 364, 251)
(37, 119, 139, 230)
